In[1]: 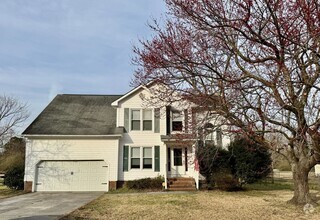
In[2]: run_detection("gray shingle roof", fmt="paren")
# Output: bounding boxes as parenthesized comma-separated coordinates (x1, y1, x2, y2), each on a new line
(23, 94, 124, 135)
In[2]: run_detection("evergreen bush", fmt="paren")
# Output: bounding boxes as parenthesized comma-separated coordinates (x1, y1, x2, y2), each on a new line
(4, 164, 24, 190)
(197, 137, 272, 190)
(229, 138, 272, 184)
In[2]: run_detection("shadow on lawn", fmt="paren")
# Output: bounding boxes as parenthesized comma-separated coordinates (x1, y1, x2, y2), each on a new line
(244, 176, 320, 192)
(244, 178, 294, 191)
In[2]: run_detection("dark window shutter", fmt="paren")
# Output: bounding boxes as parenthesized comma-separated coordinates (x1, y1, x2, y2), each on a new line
(191, 108, 196, 131)
(185, 147, 188, 171)
(167, 147, 171, 171)
(154, 146, 160, 172)
(123, 145, 129, 172)
(124, 108, 129, 132)
(154, 108, 160, 133)
(184, 109, 188, 132)
(166, 106, 171, 135)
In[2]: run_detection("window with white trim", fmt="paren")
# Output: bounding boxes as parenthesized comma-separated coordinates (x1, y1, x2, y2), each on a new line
(172, 111, 183, 131)
(131, 110, 141, 131)
(130, 146, 153, 169)
(131, 147, 140, 169)
(143, 109, 152, 131)
(216, 128, 223, 148)
(143, 147, 152, 169)
(130, 109, 153, 131)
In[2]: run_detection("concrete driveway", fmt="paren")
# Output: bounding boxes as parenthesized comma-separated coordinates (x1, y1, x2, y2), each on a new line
(0, 192, 103, 220)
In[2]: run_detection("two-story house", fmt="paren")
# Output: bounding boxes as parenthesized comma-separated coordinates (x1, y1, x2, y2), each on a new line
(22, 84, 230, 192)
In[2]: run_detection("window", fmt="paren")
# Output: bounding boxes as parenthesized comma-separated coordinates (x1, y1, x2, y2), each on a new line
(143, 109, 152, 131)
(172, 112, 183, 131)
(204, 123, 215, 146)
(131, 147, 140, 169)
(130, 109, 153, 131)
(216, 128, 223, 148)
(131, 110, 141, 130)
(143, 147, 152, 169)
(130, 147, 154, 169)
(174, 148, 182, 166)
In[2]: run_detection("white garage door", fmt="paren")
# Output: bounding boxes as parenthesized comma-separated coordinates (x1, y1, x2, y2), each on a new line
(35, 160, 108, 192)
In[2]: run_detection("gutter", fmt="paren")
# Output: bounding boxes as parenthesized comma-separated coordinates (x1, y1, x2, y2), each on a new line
(22, 134, 123, 140)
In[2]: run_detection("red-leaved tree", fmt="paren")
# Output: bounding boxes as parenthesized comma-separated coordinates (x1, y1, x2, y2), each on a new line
(133, 0, 320, 205)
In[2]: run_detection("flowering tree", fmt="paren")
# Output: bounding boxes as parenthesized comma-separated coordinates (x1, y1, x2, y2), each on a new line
(133, 0, 320, 204)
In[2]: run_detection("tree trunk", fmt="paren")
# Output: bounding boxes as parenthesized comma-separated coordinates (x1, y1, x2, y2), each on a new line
(289, 162, 313, 205)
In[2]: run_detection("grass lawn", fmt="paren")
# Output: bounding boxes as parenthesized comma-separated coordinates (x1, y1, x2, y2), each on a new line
(62, 178, 320, 220)
(0, 185, 25, 199)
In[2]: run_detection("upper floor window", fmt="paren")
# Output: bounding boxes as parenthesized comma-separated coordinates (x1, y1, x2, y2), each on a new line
(131, 109, 153, 131)
(131, 110, 141, 130)
(216, 128, 223, 148)
(143, 109, 152, 131)
(204, 123, 223, 148)
(172, 112, 183, 131)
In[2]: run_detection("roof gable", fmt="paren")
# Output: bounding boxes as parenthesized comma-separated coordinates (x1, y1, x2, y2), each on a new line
(111, 82, 153, 107)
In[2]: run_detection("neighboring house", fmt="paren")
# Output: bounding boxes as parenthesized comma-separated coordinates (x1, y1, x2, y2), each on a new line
(22, 84, 230, 192)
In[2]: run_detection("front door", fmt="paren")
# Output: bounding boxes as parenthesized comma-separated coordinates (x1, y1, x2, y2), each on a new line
(169, 147, 186, 177)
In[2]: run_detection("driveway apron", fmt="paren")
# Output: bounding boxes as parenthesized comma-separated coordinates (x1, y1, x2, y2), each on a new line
(0, 192, 103, 220)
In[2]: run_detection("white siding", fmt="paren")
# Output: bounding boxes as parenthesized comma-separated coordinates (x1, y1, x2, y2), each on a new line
(24, 138, 119, 192)
(116, 87, 168, 180)
(115, 85, 228, 182)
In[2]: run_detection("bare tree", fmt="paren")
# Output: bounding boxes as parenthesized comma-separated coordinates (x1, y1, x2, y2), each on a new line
(133, 0, 320, 205)
(0, 95, 29, 147)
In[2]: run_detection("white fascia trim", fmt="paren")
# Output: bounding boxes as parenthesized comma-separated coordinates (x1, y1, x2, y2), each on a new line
(22, 134, 122, 140)
(111, 82, 152, 107)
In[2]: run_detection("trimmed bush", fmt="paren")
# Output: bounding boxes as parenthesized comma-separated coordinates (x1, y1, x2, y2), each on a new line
(125, 176, 164, 190)
(4, 164, 24, 190)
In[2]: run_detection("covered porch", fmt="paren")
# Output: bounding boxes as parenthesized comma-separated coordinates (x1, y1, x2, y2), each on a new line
(161, 135, 199, 190)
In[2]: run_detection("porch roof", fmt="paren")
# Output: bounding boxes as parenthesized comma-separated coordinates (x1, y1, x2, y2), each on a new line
(161, 135, 197, 143)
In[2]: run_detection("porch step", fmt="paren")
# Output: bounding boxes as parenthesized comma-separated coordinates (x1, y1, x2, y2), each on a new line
(169, 182, 195, 186)
(169, 177, 194, 181)
(167, 177, 196, 191)
(168, 187, 197, 191)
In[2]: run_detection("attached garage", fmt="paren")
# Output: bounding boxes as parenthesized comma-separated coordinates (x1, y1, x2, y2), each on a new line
(35, 160, 109, 192)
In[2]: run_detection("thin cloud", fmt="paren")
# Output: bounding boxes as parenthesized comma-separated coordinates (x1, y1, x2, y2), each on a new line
(0, 0, 167, 133)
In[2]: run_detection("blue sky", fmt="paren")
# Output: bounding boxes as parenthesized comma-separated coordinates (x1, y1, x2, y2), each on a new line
(0, 0, 167, 133)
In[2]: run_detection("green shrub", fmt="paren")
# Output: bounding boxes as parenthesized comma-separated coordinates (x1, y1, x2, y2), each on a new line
(197, 141, 232, 189)
(125, 176, 164, 190)
(0, 137, 25, 172)
(229, 138, 272, 184)
(4, 164, 24, 190)
(197, 137, 272, 190)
